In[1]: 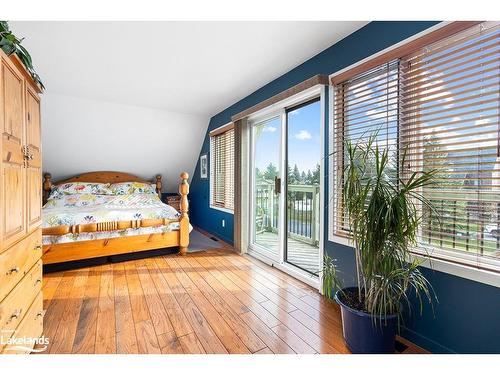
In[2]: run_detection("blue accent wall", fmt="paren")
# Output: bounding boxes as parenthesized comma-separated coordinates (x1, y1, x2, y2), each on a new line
(190, 135, 235, 244)
(190, 21, 500, 353)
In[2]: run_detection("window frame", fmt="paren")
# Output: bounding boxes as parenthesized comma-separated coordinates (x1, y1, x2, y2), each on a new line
(209, 122, 235, 214)
(327, 21, 500, 286)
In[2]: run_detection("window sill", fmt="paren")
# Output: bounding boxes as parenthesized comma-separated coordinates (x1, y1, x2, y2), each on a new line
(328, 234, 352, 247)
(209, 204, 234, 214)
(411, 251, 500, 289)
(327, 235, 500, 289)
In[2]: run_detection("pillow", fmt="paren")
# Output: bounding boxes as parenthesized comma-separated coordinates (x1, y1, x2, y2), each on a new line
(51, 182, 112, 196)
(109, 182, 157, 195)
(45, 193, 109, 208)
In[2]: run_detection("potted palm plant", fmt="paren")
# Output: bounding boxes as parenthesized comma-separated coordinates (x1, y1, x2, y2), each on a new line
(323, 135, 437, 353)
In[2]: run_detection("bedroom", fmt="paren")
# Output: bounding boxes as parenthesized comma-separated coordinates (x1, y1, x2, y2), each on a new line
(1, 0, 499, 372)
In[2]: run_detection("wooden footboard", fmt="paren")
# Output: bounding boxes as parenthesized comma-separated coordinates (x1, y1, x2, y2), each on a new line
(42, 171, 190, 264)
(42, 232, 181, 265)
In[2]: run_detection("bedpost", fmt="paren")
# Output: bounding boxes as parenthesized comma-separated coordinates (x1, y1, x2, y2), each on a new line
(178, 172, 190, 255)
(43, 173, 52, 205)
(155, 174, 162, 199)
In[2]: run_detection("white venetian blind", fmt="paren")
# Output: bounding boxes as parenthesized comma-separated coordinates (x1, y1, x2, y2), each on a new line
(400, 22, 500, 270)
(210, 125, 235, 211)
(333, 60, 401, 237)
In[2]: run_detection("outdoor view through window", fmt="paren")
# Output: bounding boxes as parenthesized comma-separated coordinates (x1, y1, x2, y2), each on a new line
(253, 99, 321, 275)
(334, 22, 500, 271)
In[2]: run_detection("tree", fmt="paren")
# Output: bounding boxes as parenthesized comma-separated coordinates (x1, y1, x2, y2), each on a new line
(254, 167, 263, 182)
(311, 163, 320, 184)
(306, 169, 313, 184)
(301, 171, 306, 184)
(293, 164, 301, 184)
(263, 162, 278, 181)
(420, 135, 461, 242)
(287, 165, 295, 184)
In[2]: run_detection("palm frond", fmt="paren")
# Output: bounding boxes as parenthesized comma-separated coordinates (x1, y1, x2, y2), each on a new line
(342, 133, 437, 326)
(321, 253, 344, 300)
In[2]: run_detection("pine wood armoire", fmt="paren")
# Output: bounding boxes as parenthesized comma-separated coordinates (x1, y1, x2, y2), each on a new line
(0, 49, 43, 354)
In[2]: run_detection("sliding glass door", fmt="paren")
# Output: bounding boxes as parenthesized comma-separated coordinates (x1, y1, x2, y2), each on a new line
(250, 116, 282, 262)
(285, 99, 321, 275)
(249, 95, 322, 278)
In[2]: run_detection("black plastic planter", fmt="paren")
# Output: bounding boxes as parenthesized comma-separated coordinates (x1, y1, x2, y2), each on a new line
(335, 287, 398, 354)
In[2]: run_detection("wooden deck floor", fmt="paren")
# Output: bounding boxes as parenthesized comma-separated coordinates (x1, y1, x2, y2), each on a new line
(256, 231, 320, 275)
(39, 247, 425, 354)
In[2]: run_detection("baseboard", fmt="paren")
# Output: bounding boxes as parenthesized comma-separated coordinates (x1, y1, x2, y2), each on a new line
(401, 327, 456, 354)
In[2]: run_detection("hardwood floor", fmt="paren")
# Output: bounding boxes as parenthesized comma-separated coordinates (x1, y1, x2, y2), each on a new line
(39, 247, 426, 354)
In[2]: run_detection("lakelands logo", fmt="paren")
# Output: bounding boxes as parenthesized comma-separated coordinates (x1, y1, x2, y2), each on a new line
(1, 330, 49, 353)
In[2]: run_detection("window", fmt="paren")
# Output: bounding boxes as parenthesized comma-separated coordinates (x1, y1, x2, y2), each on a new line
(332, 22, 500, 272)
(210, 123, 235, 212)
(333, 60, 400, 237)
(401, 22, 500, 271)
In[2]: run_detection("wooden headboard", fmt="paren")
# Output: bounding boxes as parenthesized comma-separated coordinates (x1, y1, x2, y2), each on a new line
(43, 171, 162, 204)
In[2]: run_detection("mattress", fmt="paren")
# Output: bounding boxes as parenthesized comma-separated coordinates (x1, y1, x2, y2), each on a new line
(42, 192, 187, 245)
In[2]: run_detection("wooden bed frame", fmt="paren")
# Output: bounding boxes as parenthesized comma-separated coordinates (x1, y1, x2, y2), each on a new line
(41, 171, 190, 265)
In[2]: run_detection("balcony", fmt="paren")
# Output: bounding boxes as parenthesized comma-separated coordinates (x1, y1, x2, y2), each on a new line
(254, 181, 320, 275)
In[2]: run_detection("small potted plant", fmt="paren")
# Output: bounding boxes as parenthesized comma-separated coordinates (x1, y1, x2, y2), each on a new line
(323, 134, 437, 353)
(0, 21, 44, 89)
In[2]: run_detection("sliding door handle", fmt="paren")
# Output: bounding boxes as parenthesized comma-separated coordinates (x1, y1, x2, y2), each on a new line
(274, 177, 281, 194)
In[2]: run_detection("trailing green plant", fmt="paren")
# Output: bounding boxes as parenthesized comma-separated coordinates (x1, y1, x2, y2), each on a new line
(321, 253, 343, 300)
(327, 132, 438, 326)
(0, 21, 44, 89)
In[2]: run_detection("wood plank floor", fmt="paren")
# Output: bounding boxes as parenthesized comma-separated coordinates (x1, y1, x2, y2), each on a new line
(39, 247, 426, 354)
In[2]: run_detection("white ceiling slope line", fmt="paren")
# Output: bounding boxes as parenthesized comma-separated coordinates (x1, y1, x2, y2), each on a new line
(10, 21, 368, 117)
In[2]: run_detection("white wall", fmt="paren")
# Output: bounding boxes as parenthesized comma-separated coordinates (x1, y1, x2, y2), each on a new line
(42, 93, 208, 192)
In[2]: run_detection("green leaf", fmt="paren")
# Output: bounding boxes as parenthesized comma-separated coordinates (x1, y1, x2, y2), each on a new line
(0, 21, 10, 32)
(342, 131, 437, 326)
(0, 20, 44, 90)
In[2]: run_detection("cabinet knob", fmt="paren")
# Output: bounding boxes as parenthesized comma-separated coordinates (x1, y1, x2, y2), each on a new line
(7, 266, 19, 275)
(34, 244, 42, 250)
(35, 311, 44, 320)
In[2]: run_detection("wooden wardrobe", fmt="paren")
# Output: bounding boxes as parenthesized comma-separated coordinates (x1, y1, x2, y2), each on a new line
(0, 49, 43, 354)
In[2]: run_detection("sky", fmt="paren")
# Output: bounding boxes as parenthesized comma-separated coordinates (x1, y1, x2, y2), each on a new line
(253, 100, 321, 175)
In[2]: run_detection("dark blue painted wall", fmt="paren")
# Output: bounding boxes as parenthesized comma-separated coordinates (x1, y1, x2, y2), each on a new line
(402, 267, 500, 353)
(189, 21, 500, 353)
(190, 135, 235, 244)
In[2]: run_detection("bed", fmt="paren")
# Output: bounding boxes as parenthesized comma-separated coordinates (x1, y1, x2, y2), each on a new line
(41, 171, 190, 265)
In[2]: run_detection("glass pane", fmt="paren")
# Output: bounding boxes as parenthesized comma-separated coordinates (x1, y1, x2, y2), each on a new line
(286, 100, 321, 275)
(253, 116, 281, 260)
(406, 30, 500, 261)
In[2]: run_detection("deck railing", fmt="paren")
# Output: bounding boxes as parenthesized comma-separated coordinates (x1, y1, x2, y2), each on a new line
(255, 182, 320, 245)
(422, 198, 500, 257)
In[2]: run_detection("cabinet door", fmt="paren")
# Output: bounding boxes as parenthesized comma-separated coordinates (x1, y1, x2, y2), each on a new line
(26, 88, 42, 232)
(0, 60, 26, 252)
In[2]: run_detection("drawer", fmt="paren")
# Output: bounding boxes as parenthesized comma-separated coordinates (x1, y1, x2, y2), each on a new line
(0, 260, 42, 345)
(0, 228, 42, 302)
(1, 291, 43, 354)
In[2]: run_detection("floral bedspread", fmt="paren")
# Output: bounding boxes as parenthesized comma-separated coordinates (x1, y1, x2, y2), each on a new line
(42, 193, 188, 245)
